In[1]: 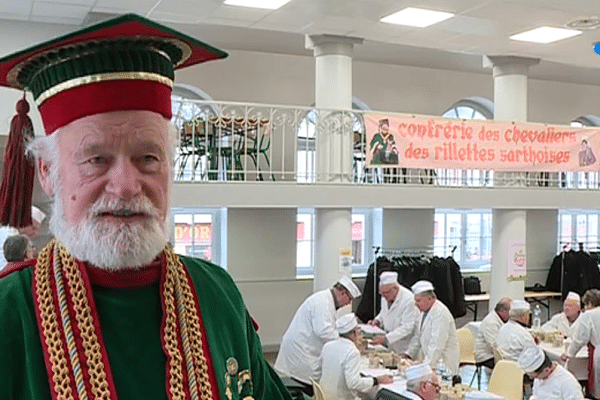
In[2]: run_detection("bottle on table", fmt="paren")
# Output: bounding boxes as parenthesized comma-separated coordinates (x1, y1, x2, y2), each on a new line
(532, 304, 542, 330)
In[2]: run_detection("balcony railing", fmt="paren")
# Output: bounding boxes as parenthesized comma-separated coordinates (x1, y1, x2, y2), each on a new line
(171, 99, 600, 190)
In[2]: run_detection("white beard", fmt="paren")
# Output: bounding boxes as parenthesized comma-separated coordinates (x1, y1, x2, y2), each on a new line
(49, 193, 168, 271)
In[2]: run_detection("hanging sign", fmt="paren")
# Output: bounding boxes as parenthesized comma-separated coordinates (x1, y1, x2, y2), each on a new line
(365, 113, 600, 172)
(507, 238, 526, 282)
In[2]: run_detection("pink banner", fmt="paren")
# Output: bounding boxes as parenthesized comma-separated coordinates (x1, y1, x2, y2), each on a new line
(365, 114, 600, 172)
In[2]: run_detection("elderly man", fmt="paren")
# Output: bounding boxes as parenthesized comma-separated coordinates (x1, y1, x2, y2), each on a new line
(495, 300, 537, 361)
(0, 205, 45, 265)
(542, 292, 581, 336)
(563, 289, 600, 399)
(316, 313, 393, 400)
(368, 271, 419, 353)
(474, 297, 511, 369)
(519, 346, 584, 400)
(2, 234, 34, 268)
(275, 275, 361, 394)
(396, 363, 441, 400)
(405, 280, 459, 375)
(0, 14, 292, 400)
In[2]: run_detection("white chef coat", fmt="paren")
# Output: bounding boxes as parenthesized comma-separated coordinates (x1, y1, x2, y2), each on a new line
(275, 289, 339, 384)
(542, 312, 579, 337)
(568, 307, 600, 398)
(406, 300, 459, 374)
(532, 364, 584, 400)
(315, 337, 374, 400)
(374, 285, 419, 353)
(495, 320, 536, 362)
(474, 311, 504, 363)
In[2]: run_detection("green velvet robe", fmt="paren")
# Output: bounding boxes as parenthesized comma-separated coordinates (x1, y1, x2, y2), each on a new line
(0, 255, 291, 400)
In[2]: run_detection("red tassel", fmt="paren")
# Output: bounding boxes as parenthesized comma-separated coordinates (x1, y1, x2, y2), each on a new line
(0, 94, 35, 227)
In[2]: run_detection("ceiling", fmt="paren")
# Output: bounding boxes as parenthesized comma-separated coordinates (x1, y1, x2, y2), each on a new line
(2, 0, 600, 84)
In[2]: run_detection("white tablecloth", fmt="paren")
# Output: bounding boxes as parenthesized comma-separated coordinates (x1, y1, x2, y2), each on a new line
(540, 342, 588, 381)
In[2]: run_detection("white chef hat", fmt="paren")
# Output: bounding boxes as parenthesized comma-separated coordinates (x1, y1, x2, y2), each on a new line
(31, 206, 46, 223)
(511, 299, 530, 312)
(411, 280, 434, 295)
(404, 363, 433, 382)
(518, 346, 545, 373)
(337, 275, 361, 298)
(336, 313, 358, 334)
(380, 271, 398, 286)
(566, 292, 581, 303)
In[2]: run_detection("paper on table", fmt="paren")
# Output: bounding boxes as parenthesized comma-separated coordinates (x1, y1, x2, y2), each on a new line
(359, 323, 386, 335)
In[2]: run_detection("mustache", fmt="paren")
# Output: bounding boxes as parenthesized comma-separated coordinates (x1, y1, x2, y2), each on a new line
(89, 196, 161, 219)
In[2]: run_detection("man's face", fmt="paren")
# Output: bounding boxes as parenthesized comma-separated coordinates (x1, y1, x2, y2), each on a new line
(381, 122, 389, 134)
(380, 284, 399, 302)
(336, 288, 353, 308)
(39, 110, 172, 270)
(497, 306, 510, 323)
(564, 300, 581, 320)
(420, 375, 440, 400)
(414, 293, 435, 312)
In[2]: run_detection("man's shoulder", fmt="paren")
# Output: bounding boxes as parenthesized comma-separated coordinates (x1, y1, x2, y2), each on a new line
(180, 255, 233, 282)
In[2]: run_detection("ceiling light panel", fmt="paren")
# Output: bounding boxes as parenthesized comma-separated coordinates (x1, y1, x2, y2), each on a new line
(224, 0, 291, 10)
(381, 7, 454, 28)
(509, 26, 582, 43)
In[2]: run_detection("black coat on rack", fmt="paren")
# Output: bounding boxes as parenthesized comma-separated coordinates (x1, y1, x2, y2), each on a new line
(546, 249, 600, 299)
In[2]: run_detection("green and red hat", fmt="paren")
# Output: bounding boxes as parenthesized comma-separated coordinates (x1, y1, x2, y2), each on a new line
(0, 13, 228, 134)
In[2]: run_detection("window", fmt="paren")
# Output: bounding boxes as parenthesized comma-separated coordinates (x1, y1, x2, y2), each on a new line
(439, 97, 494, 187)
(562, 115, 600, 189)
(171, 207, 227, 267)
(558, 209, 600, 251)
(434, 209, 492, 271)
(296, 97, 370, 183)
(296, 207, 381, 277)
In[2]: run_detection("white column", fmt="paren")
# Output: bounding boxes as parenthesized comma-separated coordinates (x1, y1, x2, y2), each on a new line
(306, 34, 362, 292)
(484, 56, 539, 310)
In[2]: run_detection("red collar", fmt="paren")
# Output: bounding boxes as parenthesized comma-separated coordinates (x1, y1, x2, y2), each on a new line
(84, 252, 165, 288)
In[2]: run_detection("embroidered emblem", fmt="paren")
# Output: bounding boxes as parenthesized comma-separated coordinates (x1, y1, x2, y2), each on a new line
(237, 369, 252, 394)
(227, 357, 239, 376)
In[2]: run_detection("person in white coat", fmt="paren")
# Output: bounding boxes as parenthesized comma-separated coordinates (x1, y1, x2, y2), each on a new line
(542, 292, 581, 337)
(316, 313, 393, 400)
(474, 297, 511, 369)
(368, 271, 419, 353)
(405, 280, 459, 375)
(562, 289, 600, 399)
(397, 363, 441, 400)
(275, 275, 361, 395)
(495, 299, 537, 362)
(519, 346, 584, 400)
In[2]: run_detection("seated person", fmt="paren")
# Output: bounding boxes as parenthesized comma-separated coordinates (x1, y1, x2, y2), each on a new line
(474, 297, 511, 369)
(495, 300, 536, 361)
(316, 313, 393, 400)
(542, 292, 581, 336)
(1, 234, 34, 270)
(398, 363, 441, 400)
(518, 346, 584, 400)
(368, 271, 419, 353)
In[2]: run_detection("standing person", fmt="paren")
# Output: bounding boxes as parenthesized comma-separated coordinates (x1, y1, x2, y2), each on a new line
(398, 363, 441, 400)
(542, 291, 581, 336)
(316, 313, 393, 400)
(562, 289, 600, 399)
(2, 234, 34, 270)
(275, 276, 361, 395)
(519, 346, 584, 400)
(368, 271, 419, 353)
(405, 280, 459, 375)
(474, 297, 511, 369)
(0, 14, 292, 400)
(495, 300, 537, 361)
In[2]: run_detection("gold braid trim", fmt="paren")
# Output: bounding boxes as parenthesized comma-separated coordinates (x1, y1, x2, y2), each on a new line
(34, 240, 75, 400)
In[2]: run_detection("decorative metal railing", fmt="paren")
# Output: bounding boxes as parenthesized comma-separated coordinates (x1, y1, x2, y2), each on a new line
(171, 99, 600, 189)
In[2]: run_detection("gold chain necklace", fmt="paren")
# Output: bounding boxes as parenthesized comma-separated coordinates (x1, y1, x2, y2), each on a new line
(33, 239, 214, 400)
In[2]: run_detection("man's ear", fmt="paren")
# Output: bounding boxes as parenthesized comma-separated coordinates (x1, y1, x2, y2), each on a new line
(37, 158, 54, 197)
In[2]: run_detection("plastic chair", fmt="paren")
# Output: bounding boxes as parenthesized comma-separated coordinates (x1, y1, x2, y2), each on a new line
(456, 327, 482, 389)
(310, 377, 327, 400)
(487, 360, 523, 400)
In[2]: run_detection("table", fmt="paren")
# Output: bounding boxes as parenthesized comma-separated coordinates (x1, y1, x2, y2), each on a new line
(464, 291, 561, 321)
(540, 342, 588, 381)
